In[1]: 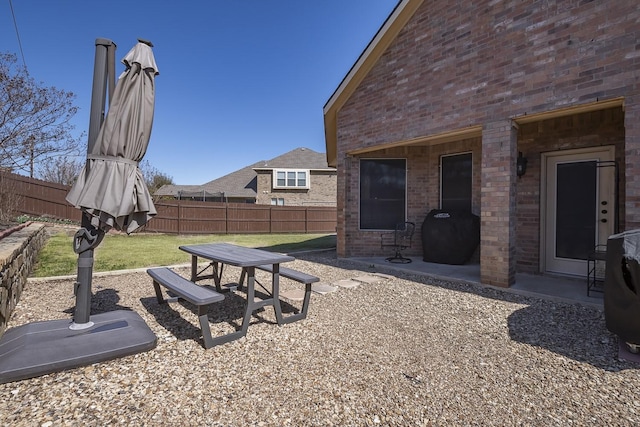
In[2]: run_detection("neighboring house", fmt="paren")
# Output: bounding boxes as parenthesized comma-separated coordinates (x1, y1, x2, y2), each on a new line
(253, 147, 337, 206)
(323, 0, 639, 287)
(155, 164, 258, 203)
(155, 147, 337, 206)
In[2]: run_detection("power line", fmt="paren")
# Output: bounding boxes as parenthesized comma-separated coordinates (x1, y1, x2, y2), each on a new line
(8, 0, 27, 70)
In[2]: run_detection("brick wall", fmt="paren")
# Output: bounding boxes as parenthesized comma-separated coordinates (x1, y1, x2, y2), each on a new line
(340, 138, 481, 258)
(338, 0, 639, 153)
(255, 170, 337, 206)
(624, 97, 640, 227)
(516, 107, 625, 274)
(334, 0, 639, 285)
(340, 107, 625, 271)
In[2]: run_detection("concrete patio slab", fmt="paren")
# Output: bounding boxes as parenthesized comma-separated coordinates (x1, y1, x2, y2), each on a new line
(312, 283, 338, 295)
(348, 256, 604, 307)
(333, 279, 361, 289)
(353, 275, 385, 284)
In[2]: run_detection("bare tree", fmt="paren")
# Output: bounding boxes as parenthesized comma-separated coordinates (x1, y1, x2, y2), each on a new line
(0, 52, 84, 176)
(38, 155, 84, 186)
(139, 159, 174, 194)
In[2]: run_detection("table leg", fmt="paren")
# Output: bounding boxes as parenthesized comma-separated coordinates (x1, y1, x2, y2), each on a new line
(272, 264, 284, 325)
(238, 268, 246, 292)
(190, 255, 198, 282)
(207, 266, 259, 346)
(279, 282, 312, 324)
(240, 266, 257, 335)
(235, 266, 280, 337)
(211, 262, 224, 292)
(206, 265, 286, 346)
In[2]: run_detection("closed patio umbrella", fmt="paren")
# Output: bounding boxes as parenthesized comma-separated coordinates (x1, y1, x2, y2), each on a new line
(0, 39, 159, 384)
(65, 39, 159, 329)
(67, 40, 158, 233)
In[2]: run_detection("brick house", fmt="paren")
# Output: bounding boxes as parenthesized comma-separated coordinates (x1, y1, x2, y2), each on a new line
(156, 147, 337, 206)
(253, 147, 337, 206)
(323, 0, 639, 287)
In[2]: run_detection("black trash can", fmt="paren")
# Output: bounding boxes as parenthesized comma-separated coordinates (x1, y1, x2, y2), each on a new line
(421, 209, 480, 265)
(604, 229, 640, 348)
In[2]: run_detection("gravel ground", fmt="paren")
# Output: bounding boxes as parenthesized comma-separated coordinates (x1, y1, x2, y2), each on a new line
(1, 250, 639, 426)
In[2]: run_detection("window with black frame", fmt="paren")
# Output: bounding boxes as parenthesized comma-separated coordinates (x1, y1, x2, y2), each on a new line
(360, 158, 406, 230)
(441, 153, 472, 212)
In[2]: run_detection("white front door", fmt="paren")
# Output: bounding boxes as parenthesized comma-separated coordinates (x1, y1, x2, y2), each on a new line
(543, 147, 615, 277)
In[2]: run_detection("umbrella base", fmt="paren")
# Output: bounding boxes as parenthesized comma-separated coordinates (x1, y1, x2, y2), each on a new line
(0, 310, 157, 384)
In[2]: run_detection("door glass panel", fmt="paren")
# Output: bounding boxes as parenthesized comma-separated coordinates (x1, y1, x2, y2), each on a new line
(555, 161, 596, 260)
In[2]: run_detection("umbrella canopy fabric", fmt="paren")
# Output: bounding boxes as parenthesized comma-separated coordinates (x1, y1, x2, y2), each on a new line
(67, 42, 159, 234)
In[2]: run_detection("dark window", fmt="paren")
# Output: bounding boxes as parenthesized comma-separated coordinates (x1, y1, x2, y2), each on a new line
(441, 153, 472, 211)
(360, 159, 406, 230)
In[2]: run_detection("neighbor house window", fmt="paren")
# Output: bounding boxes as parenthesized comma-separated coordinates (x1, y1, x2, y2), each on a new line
(273, 169, 309, 189)
(270, 198, 285, 206)
(441, 152, 472, 211)
(360, 158, 406, 230)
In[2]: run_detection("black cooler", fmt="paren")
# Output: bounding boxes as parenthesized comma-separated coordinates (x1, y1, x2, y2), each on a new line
(421, 209, 480, 265)
(604, 229, 640, 347)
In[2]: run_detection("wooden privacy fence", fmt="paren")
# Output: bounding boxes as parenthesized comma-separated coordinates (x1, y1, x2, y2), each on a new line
(1, 172, 337, 234)
(1, 172, 82, 222)
(145, 201, 336, 234)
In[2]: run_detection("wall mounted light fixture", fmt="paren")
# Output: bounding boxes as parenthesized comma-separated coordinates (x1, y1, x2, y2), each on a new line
(517, 152, 528, 178)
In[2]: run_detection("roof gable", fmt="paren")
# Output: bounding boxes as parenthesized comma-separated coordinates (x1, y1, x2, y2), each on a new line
(252, 147, 335, 171)
(323, 0, 424, 167)
(155, 147, 334, 199)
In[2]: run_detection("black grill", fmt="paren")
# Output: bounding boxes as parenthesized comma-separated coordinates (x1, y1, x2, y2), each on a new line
(421, 209, 480, 265)
(605, 229, 640, 346)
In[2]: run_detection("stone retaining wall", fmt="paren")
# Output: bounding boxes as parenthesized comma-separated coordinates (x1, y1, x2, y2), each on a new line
(0, 223, 47, 336)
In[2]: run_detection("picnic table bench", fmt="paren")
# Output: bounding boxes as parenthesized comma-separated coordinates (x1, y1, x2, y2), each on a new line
(147, 267, 224, 349)
(249, 264, 319, 323)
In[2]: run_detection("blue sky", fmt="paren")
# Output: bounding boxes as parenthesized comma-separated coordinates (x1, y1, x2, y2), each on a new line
(2, 1, 398, 184)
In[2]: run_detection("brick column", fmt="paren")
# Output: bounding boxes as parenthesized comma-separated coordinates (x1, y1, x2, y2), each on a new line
(480, 120, 517, 287)
(335, 155, 348, 257)
(625, 96, 640, 230)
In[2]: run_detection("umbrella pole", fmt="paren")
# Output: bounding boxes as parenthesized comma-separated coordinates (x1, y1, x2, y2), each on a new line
(71, 217, 105, 328)
(74, 239, 93, 327)
(71, 38, 115, 329)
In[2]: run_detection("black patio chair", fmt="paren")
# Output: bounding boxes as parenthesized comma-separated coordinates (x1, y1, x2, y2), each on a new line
(381, 221, 416, 263)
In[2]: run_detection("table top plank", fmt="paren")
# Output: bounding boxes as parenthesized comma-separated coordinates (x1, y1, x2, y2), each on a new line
(179, 242, 294, 267)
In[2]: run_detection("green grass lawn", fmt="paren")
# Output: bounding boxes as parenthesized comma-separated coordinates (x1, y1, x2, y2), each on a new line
(34, 231, 336, 277)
